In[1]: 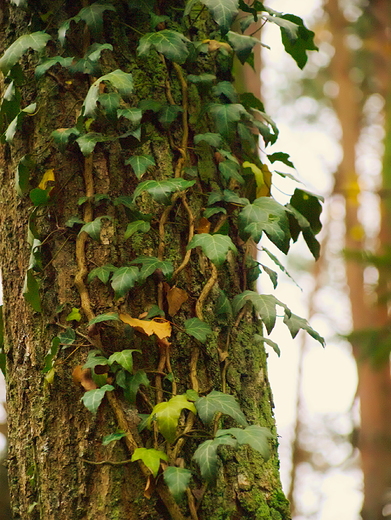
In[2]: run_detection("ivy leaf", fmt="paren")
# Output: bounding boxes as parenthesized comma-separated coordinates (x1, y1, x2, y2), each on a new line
(231, 290, 287, 334)
(87, 313, 120, 326)
(88, 264, 117, 284)
(289, 188, 323, 234)
(195, 390, 248, 426)
(58, 327, 76, 346)
(261, 246, 299, 287)
(212, 81, 237, 103)
(15, 154, 34, 196)
(238, 197, 290, 254)
(35, 56, 74, 79)
(208, 103, 248, 137)
(78, 1, 116, 38)
(194, 133, 222, 147)
(215, 290, 232, 317)
(131, 448, 168, 477)
(128, 0, 156, 12)
(0, 32, 51, 75)
(123, 370, 150, 403)
(193, 436, 237, 482)
(158, 105, 183, 126)
(130, 256, 174, 280)
(219, 160, 244, 184)
(98, 92, 121, 119)
(215, 425, 273, 460)
(81, 384, 114, 414)
(267, 152, 294, 169)
(66, 307, 82, 322)
(76, 132, 111, 156)
(283, 311, 325, 346)
(163, 467, 192, 501)
(83, 350, 109, 370)
(23, 269, 41, 312)
(108, 349, 141, 372)
(184, 318, 212, 343)
(132, 178, 195, 205)
(199, 0, 239, 34)
(52, 127, 80, 153)
(254, 334, 280, 356)
(187, 233, 237, 266)
(126, 155, 156, 179)
(102, 431, 127, 445)
(147, 394, 196, 442)
(187, 73, 216, 84)
(227, 31, 259, 65)
(279, 14, 318, 69)
(137, 30, 190, 64)
(83, 70, 134, 117)
(79, 216, 111, 241)
(124, 220, 151, 239)
(5, 103, 36, 143)
(119, 314, 172, 340)
(111, 266, 140, 298)
(117, 107, 142, 125)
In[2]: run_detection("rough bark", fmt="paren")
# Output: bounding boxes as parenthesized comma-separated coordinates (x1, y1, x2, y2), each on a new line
(0, 2, 289, 520)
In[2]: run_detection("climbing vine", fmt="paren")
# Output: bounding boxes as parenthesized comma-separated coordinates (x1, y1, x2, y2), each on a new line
(0, 0, 323, 517)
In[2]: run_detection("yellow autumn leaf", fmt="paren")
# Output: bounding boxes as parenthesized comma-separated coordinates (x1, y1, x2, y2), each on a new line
(38, 169, 55, 190)
(119, 314, 171, 339)
(242, 161, 272, 197)
(203, 39, 232, 53)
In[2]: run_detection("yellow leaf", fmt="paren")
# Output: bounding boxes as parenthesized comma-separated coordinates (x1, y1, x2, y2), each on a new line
(38, 169, 55, 190)
(203, 39, 232, 53)
(242, 161, 272, 197)
(119, 314, 171, 339)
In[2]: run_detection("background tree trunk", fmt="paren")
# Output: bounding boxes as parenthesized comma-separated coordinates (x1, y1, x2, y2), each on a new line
(0, 1, 291, 519)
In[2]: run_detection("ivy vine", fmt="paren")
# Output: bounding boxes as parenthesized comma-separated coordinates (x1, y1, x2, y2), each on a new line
(0, 0, 323, 515)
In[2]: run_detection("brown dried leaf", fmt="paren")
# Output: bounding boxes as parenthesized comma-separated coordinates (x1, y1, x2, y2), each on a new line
(196, 217, 211, 234)
(167, 286, 189, 316)
(204, 39, 232, 53)
(143, 474, 155, 499)
(72, 365, 98, 391)
(119, 314, 172, 339)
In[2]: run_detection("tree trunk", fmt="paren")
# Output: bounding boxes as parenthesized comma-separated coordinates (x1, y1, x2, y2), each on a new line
(0, 1, 292, 519)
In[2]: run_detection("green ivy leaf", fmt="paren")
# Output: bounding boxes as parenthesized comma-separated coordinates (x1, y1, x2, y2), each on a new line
(184, 318, 212, 343)
(15, 154, 34, 196)
(194, 133, 222, 147)
(5, 103, 36, 143)
(0, 32, 51, 75)
(122, 370, 150, 403)
(147, 394, 196, 442)
(66, 307, 82, 322)
(88, 264, 117, 284)
(132, 178, 195, 205)
(83, 69, 134, 117)
(126, 155, 156, 179)
(254, 334, 280, 356)
(195, 390, 248, 426)
(130, 256, 174, 280)
(131, 448, 168, 477)
(35, 56, 74, 79)
(128, 0, 156, 12)
(267, 152, 295, 169)
(108, 349, 141, 372)
(261, 246, 299, 287)
(158, 105, 183, 125)
(232, 290, 288, 334)
(187, 73, 217, 84)
(163, 467, 192, 500)
(52, 127, 80, 153)
(43, 337, 60, 374)
(193, 435, 237, 482)
(111, 266, 140, 298)
(219, 160, 244, 184)
(117, 107, 142, 125)
(124, 220, 151, 239)
(102, 431, 127, 445)
(238, 197, 290, 253)
(203, 206, 226, 218)
(81, 384, 114, 414)
(87, 313, 120, 326)
(23, 269, 41, 312)
(76, 132, 111, 156)
(199, 0, 239, 34)
(283, 311, 325, 346)
(83, 350, 109, 370)
(58, 327, 76, 346)
(215, 290, 232, 317)
(187, 233, 237, 266)
(279, 14, 318, 69)
(209, 103, 248, 137)
(212, 81, 237, 103)
(138, 30, 190, 64)
(79, 216, 111, 241)
(98, 92, 121, 119)
(226, 31, 259, 65)
(78, 1, 116, 38)
(215, 425, 273, 460)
